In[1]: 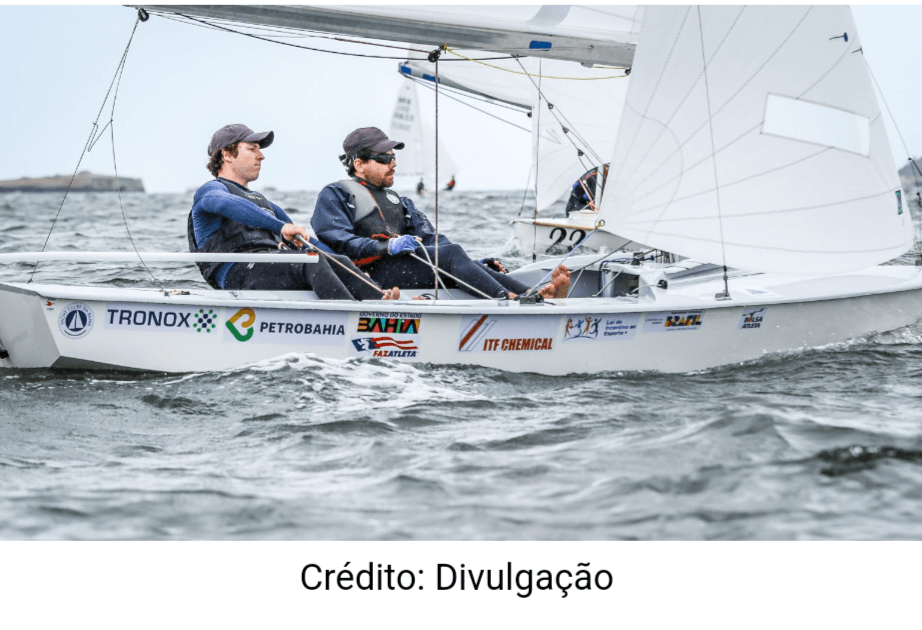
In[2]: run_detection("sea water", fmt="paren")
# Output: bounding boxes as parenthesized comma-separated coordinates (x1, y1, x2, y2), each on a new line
(2, 189, 922, 540)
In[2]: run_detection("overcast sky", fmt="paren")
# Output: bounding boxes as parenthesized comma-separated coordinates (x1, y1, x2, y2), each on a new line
(1, 4, 921, 194)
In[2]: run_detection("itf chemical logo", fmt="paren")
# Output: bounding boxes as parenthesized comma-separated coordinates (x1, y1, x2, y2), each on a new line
(58, 303, 95, 339)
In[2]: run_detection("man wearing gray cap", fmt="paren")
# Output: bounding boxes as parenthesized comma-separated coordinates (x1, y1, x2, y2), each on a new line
(311, 126, 569, 299)
(187, 124, 400, 300)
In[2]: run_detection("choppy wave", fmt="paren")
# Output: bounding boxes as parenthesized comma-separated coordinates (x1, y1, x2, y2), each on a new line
(3, 191, 922, 540)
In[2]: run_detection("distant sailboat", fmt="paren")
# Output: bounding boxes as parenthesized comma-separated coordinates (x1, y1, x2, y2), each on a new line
(389, 80, 458, 193)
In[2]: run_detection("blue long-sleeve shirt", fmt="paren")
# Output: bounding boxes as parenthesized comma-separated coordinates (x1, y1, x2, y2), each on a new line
(191, 178, 331, 288)
(310, 182, 452, 263)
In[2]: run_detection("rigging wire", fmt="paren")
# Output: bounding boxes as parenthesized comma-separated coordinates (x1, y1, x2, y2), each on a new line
(404, 75, 528, 114)
(29, 11, 160, 287)
(696, 7, 730, 300)
(406, 77, 531, 132)
(433, 47, 441, 298)
(512, 56, 606, 166)
(517, 163, 534, 217)
(531, 58, 542, 263)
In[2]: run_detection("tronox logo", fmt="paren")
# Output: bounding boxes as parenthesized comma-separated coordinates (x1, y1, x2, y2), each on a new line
(103, 303, 212, 336)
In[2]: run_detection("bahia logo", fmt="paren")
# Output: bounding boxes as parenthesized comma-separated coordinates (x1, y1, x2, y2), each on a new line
(58, 303, 95, 339)
(226, 308, 256, 342)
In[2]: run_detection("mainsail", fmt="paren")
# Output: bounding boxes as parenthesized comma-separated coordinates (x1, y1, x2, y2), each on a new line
(389, 81, 458, 189)
(597, 5, 912, 275)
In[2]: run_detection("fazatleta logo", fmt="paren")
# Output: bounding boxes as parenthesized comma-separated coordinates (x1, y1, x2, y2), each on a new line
(193, 309, 218, 333)
(226, 307, 256, 342)
(351, 336, 418, 357)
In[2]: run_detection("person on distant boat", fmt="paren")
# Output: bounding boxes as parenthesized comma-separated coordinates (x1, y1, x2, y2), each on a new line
(445, 176, 456, 191)
(565, 163, 609, 217)
(416, 177, 425, 195)
(188, 124, 400, 300)
(311, 126, 569, 300)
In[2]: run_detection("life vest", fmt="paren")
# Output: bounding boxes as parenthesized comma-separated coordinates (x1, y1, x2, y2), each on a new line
(337, 178, 410, 266)
(187, 177, 283, 288)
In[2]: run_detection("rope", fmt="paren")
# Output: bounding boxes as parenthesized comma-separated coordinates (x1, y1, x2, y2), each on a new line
(417, 245, 453, 298)
(446, 48, 629, 80)
(407, 252, 494, 299)
(291, 236, 386, 297)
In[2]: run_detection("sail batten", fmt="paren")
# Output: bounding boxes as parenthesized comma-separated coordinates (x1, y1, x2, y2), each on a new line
(598, 5, 912, 275)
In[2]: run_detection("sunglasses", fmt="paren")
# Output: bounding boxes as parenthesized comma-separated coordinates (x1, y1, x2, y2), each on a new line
(365, 153, 397, 165)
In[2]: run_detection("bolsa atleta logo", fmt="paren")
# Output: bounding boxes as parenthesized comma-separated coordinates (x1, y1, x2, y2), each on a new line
(193, 309, 218, 333)
(226, 307, 256, 342)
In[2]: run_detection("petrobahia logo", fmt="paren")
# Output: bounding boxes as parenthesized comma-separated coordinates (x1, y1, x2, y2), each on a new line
(58, 303, 95, 339)
(193, 308, 218, 333)
(226, 307, 256, 342)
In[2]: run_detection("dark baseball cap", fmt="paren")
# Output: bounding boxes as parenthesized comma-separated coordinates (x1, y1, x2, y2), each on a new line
(342, 127, 405, 158)
(207, 124, 274, 155)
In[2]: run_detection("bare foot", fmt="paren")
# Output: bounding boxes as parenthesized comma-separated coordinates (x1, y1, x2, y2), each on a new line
(537, 268, 570, 300)
(381, 287, 401, 300)
(412, 295, 427, 301)
(551, 265, 570, 298)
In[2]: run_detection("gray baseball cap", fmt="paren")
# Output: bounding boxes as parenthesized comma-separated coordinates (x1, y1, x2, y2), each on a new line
(342, 127, 405, 158)
(207, 124, 274, 155)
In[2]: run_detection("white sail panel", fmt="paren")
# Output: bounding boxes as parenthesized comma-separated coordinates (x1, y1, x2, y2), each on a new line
(403, 54, 629, 210)
(529, 67, 629, 211)
(597, 5, 910, 275)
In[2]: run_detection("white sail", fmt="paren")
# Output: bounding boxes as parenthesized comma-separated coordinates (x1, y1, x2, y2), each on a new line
(143, 5, 643, 66)
(597, 5, 911, 275)
(402, 55, 629, 210)
(389, 81, 457, 188)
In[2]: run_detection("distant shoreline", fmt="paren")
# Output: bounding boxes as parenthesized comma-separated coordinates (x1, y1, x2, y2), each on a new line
(0, 171, 144, 193)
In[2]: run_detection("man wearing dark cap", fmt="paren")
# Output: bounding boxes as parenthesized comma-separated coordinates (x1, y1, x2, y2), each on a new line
(311, 126, 569, 299)
(188, 124, 400, 300)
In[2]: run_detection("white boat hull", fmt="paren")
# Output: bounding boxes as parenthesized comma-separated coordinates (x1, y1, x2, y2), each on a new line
(3, 264, 922, 374)
(510, 216, 638, 255)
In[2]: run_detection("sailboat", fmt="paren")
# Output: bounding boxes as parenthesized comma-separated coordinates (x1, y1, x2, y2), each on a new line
(399, 50, 643, 255)
(1, 4, 921, 375)
(389, 80, 458, 194)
